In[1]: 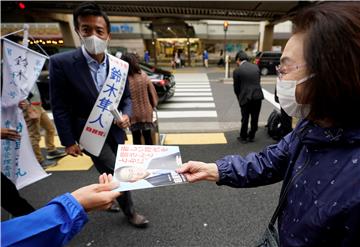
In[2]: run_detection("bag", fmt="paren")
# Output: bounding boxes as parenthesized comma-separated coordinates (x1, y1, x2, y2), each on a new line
(26, 105, 41, 120)
(267, 110, 282, 140)
(256, 224, 280, 247)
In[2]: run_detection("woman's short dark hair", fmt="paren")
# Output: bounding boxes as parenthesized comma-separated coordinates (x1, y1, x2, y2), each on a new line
(121, 53, 141, 76)
(293, 2, 360, 127)
(73, 2, 111, 33)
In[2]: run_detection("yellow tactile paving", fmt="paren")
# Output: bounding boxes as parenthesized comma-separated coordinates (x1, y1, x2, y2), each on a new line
(45, 154, 93, 171)
(40, 133, 226, 171)
(40, 136, 93, 171)
(163, 133, 227, 145)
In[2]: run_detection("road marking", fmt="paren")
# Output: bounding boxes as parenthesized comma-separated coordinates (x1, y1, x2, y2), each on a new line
(167, 97, 214, 102)
(176, 88, 211, 92)
(164, 133, 227, 145)
(174, 92, 213, 96)
(158, 111, 217, 118)
(158, 102, 216, 109)
(176, 85, 211, 88)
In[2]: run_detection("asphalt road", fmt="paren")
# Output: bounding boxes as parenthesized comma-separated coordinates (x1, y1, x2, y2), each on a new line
(12, 128, 281, 247)
(2, 69, 284, 247)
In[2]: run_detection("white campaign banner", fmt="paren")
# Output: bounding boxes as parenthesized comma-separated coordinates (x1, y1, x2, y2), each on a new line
(79, 55, 128, 156)
(1, 38, 49, 189)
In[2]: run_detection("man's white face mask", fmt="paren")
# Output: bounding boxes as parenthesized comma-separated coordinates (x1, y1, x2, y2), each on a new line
(276, 75, 314, 119)
(80, 35, 109, 55)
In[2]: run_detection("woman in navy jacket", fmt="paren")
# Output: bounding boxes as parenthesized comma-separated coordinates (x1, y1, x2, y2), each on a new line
(178, 2, 360, 246)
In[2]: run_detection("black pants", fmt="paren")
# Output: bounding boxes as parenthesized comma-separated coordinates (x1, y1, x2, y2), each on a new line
(239, 100, 262, 140)
(1, 173, 35, 217)
(85, 134, 134, 217)
(132, 130, 153, 145)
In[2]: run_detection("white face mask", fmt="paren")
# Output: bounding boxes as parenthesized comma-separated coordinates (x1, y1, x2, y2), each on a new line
(276, 75, 314, 118)
(80, 35, 108, 55)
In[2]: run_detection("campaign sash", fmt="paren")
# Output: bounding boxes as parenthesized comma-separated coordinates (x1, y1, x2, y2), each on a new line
(79, 55, 129, 156)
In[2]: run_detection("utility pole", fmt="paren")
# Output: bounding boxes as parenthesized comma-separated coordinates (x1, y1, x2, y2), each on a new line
(224, 21, 229, 78)
(223, 21, 229, 62)
(150, 23, 157, 66)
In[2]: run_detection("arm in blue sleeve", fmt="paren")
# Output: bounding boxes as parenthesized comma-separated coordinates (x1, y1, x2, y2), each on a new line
(118, 79, 132, 117)
(216, 132, 294, 188)
(1, 193, 88, 247)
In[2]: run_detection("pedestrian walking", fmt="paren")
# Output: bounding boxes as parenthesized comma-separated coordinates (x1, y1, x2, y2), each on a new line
(19, 87, 66, 168)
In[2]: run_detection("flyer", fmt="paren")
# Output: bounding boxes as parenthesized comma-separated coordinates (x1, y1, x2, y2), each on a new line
(113, 145, 187, 192)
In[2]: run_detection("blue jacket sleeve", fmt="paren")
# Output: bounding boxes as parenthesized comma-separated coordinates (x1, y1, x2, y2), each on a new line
(216, 132, 294, 188)
(49, 56, 77, 147)
(118, 78, 132, 117)
(1, 193, 88, 247)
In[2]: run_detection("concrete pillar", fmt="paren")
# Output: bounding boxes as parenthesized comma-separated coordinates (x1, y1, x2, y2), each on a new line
(259, 21, 274, 51)
(45, 13, 79, 48)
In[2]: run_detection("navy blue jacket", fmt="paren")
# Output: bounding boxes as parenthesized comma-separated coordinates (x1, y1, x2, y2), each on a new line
(49, 48, 132, 147)
(216, 120, 360, 246)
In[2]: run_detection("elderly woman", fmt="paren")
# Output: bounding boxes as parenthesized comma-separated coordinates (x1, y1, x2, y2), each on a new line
(177, 2, 360, 246)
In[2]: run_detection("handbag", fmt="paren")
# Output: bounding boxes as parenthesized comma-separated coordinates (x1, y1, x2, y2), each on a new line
(26, 105, 41, 120)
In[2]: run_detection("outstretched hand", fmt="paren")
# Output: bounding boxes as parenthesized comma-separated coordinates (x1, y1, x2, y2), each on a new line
(71, 173, 121, 212)
(176, 161, 220, 183)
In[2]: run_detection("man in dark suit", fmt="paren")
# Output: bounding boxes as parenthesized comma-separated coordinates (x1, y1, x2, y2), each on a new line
(49, 2, 148, 227)
(233, 50, 264, 143)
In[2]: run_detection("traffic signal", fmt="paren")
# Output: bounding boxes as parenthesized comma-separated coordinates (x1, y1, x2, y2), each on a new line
(18, 2, 26, 10)
(223, 21, 229, 31)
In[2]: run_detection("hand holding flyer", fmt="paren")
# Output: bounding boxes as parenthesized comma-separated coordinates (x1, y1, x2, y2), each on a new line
(113, 145, 187, 192)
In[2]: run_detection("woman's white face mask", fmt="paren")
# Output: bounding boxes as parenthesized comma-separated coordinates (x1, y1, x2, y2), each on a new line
(80, 35, 109, 55)
(276, 75, 314, 119)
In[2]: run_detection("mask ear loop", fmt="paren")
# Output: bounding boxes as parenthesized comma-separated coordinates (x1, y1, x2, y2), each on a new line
(296, 74, 315, 85)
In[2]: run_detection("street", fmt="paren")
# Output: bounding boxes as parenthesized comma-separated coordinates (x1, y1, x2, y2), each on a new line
(4, 68, 284, 247)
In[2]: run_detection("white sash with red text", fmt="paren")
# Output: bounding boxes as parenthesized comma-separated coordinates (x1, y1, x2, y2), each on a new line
(79, 55, 129, 156)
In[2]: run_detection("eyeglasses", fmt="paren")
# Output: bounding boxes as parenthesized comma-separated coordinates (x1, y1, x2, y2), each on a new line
(276, 63, 306, 79)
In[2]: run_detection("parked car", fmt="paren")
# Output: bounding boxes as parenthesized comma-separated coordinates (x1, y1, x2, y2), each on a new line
(254, 51, 282, 76)
(139, 62, 176, 103)
(36, 64, 175, 110)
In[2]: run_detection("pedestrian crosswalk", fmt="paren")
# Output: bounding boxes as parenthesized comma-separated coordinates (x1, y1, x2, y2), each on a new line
(157, 73, 218, 120)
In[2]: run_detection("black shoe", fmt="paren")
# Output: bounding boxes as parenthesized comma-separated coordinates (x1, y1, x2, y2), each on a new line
(107, 201, 121, 213)
(248, 138, 255, 142)
(128, 213, 149, 228)
(237, 137, 248, 144)
(40, 159, 57, 169)
(46, 149, 67, 160)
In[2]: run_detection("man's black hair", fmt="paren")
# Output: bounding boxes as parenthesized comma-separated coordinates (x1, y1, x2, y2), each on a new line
(235, 50, 248, 61)
(73, 2, 111, 33)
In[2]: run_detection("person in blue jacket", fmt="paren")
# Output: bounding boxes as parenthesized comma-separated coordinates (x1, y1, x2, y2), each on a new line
(177, 2, 360, 246)
(1, 173, 121, 247)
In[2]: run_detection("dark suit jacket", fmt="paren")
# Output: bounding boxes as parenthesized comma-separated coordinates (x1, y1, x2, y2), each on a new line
(49, 48, 132, 148)
(233, 61, 264, 106)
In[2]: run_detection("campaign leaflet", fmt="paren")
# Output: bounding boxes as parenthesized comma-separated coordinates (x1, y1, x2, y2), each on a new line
(113, 145, 187, 192)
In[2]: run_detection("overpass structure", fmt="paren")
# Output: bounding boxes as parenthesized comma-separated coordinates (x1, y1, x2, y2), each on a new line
(2, 1, 316, 65)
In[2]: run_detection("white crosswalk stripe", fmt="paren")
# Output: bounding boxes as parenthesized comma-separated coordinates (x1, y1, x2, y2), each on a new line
(158, 73, 217, 119)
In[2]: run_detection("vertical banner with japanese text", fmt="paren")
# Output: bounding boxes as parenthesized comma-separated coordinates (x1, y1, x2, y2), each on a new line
(1, 38, 50, 189)
(79, 55, 129, 156)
